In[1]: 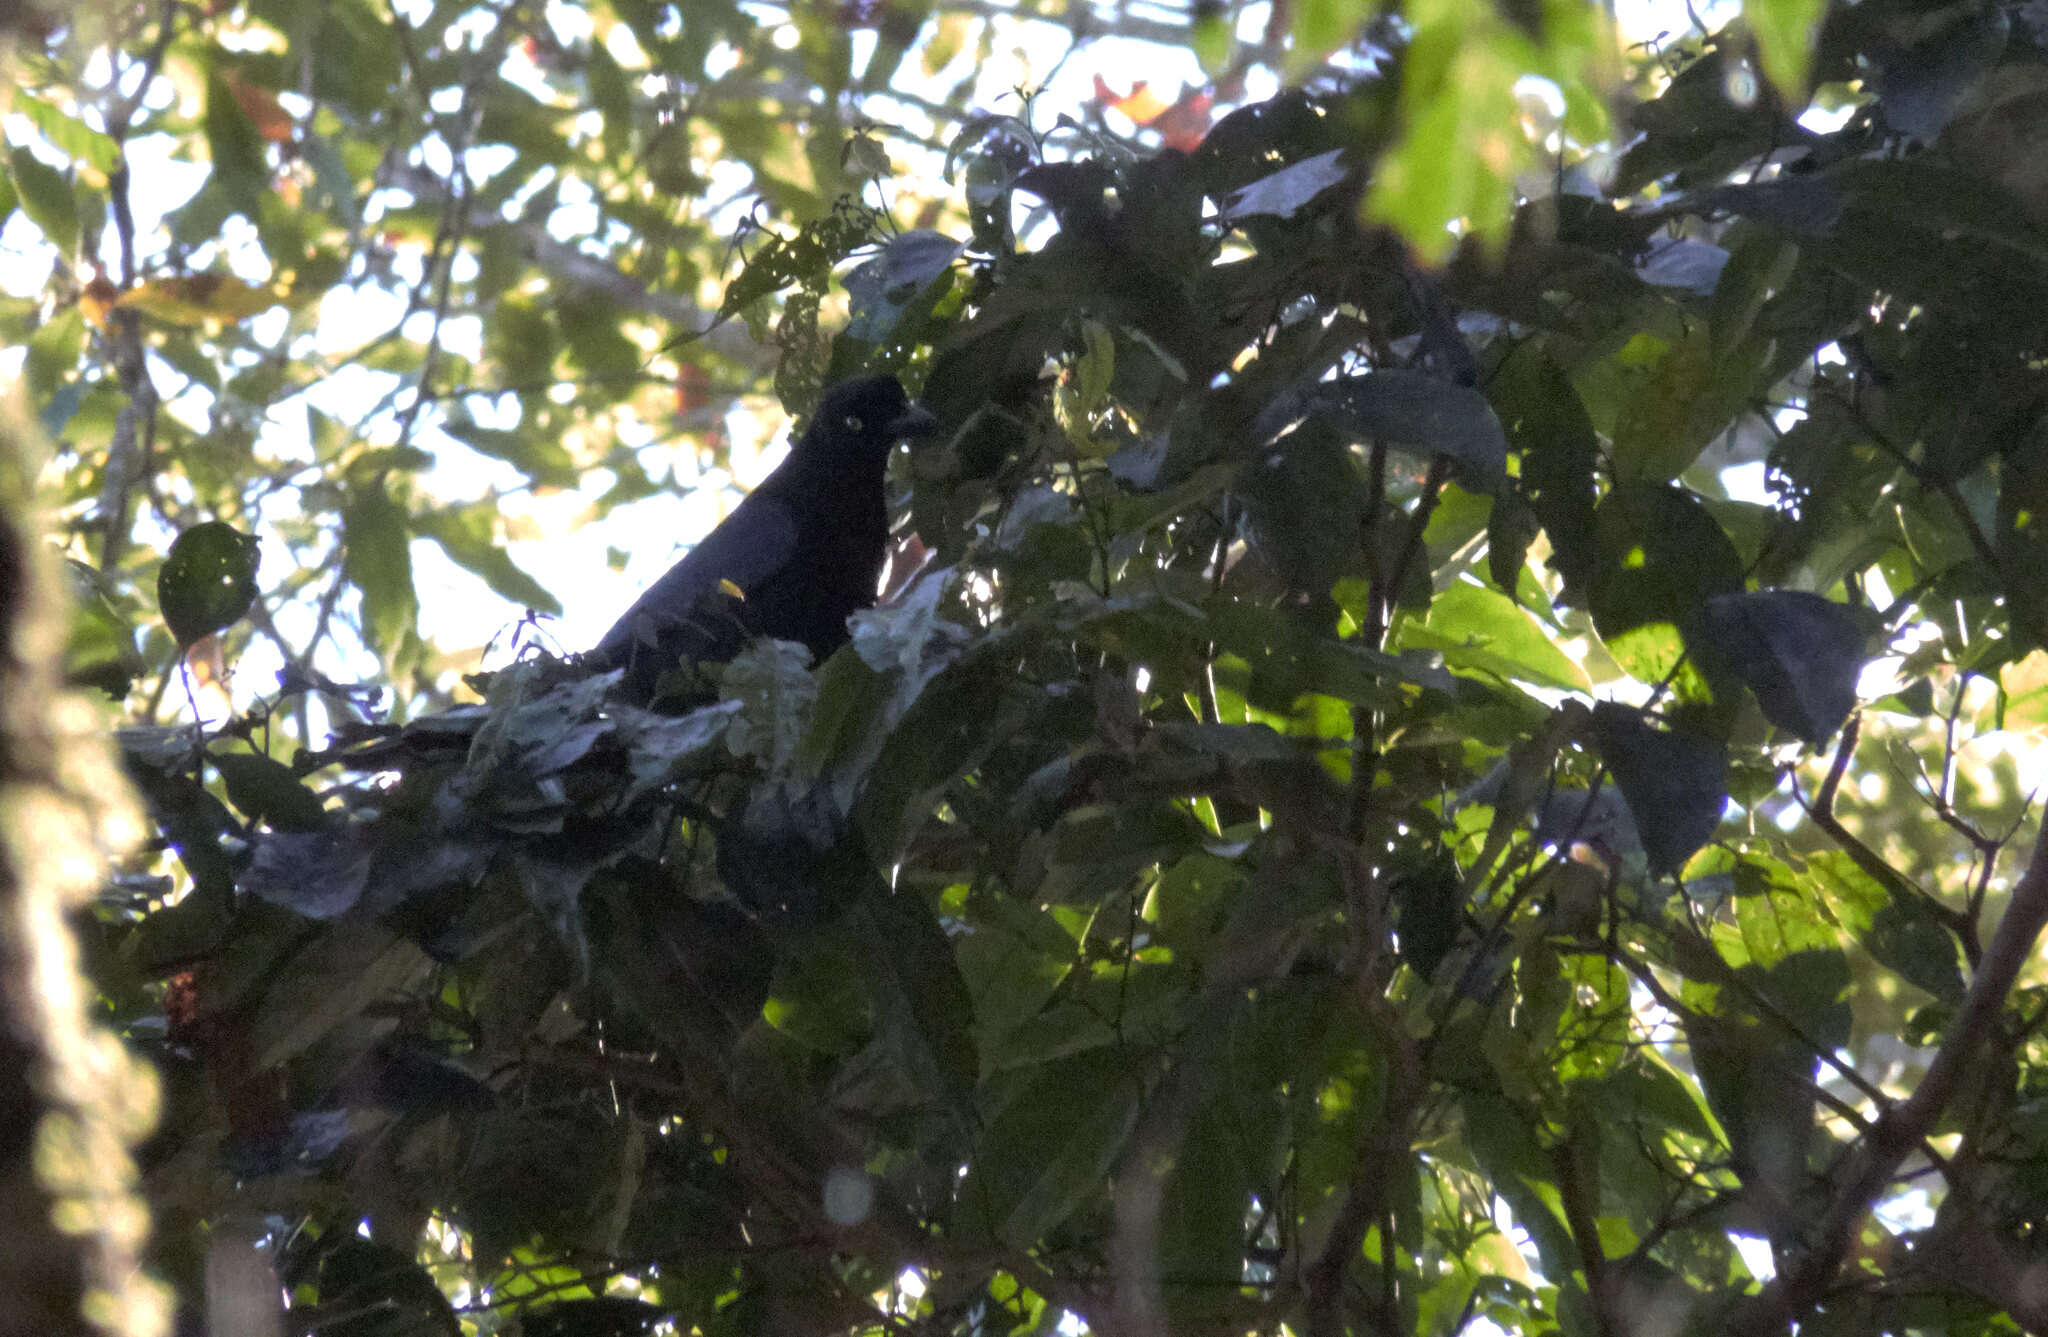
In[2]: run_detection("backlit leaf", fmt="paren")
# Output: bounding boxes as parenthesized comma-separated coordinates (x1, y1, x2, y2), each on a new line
(158, 521, 260, 646)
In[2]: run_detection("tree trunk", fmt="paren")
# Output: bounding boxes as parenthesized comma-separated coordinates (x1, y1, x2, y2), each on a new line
(0, 409, 166, 1337)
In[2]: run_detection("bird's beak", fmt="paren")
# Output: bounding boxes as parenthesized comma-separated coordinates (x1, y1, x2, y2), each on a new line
(889, 403, 940, 440)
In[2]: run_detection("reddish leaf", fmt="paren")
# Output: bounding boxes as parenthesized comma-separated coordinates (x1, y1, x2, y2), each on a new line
(1095, 75, 1172, 125)
(1094, 78, 1214, 152)
(676, 361, 710, 415)
(227, 77, 295, 144)
(1152, 90, 1216, 152)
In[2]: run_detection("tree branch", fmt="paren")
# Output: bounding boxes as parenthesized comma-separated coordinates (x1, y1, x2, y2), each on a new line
(1738, 806, 2048, 1334)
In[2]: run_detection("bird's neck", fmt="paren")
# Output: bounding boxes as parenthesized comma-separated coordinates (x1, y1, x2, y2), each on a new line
(765, 451, 888, 519)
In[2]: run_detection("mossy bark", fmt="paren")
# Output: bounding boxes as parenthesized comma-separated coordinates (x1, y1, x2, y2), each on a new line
(0, 408, 166, 1337)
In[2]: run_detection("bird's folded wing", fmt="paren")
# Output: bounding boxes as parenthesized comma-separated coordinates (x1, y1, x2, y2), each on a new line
(592, 492, 800, 665)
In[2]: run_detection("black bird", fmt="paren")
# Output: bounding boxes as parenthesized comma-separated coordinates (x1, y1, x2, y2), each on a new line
(591, 374, 938, 703)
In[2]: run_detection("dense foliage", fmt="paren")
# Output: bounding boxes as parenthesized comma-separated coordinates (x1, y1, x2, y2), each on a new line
(13, 0, 2048, 1333)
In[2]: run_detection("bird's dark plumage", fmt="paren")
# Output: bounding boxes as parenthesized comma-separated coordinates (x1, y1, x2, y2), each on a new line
(592, 374, 936, 703)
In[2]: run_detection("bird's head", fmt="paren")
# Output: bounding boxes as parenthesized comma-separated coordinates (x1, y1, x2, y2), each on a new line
(800, 374, 938, 463)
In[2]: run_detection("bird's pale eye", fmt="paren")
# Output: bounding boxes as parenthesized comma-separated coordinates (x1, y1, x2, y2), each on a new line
(843, 413, 864, 433)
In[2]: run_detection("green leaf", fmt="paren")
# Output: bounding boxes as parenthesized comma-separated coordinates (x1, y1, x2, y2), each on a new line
(1486, 492, 1541, 596)
(1751, 947, 1853, 1051)
(486, 295, 558, 387)
(474, 83, 574, 163)
(157, 520, 261, 646)
(7, 147, 77, 253)
(413, 503, 562, 616)
(1459, 1093, 1582, 1286)
(1160, 1077, 1272, 1308)
(961, 1047, 1146, 1248)
(1402, 579, 1590, 693)
(1366, 7, 1527, 259)
(1710, 232, 1801, 358)
(958, 895, 1079, 1063)
(1287, 0, 1372, 74)
(212, 750, 329, 832)
(1683, 1003, 1817, 1211)
(584, 37, 633, 162)
(25, 308, 85, 402)
(1191, 5, 1234, 75)
(341, 485, 418, 659)
(441, 421, 578, 488)
(856, 656, 1019, 857)
(1590, 483, 1746, 646)
(1747, 0, 1824, 100)
(1734, 863, 1836, 968)
(1865, 895, 1966, 1003)
(64, 562, 142, 699)
(15, 93, 120, 177)
(1609, 325, 1724, 483)
(1806, 851, 1964, 1002)
(720, 639, 819, 774)
(204, 68, 271, 219)
(557, 295, 640, 378)
(1599, 1055, 1715, 1140)
(850, 886, 979, 1104)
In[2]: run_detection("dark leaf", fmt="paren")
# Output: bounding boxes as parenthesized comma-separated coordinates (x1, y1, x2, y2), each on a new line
(518, 1298, 665, 1337)
(1683, 1006, 1817, 1226)
(212, 750, 329, 831)
(850, 886, 980, 1105)
(717, 782, 855, 928)
(223, 1108, 352, 1178)
(1589, 484, 1745, 643)
(955, 119, 1037, 253)
(241, 828, 372, 919)
(1876, 6, 2009, 141)
(1592, 704, 1727, 876)
(1238, 417, 1363, 601)
(310, 1237, 460, 1337)
(1866, 893, 1966, 1003)
(1391, 848, 1461, 979)
(157, 520, 261, 646)
(1535, 784, 1641, 861)
(1273, 368, 1508, 490)
(1491, 344, 1600, 600)
(1635, 236, 1731, 293)
(1486, 492, 1541, 595)
(1695, 590, 1870, 743)
(513, 847, 606, 955)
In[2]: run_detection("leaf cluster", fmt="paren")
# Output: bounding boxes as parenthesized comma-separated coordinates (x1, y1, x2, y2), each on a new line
(32, 1, 2048, 1334)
